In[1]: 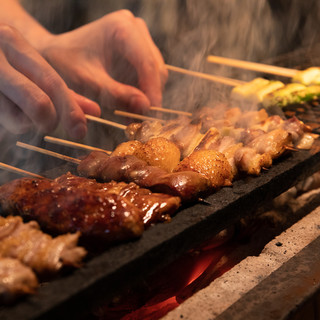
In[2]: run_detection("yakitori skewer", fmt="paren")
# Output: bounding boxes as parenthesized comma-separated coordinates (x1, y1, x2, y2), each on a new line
(0, 162, 44, 179)
(16, 142, 81, 165)
(15, 141, 213, 202)
(206, 55, 298, 78)
(44, 136, 111, 154)
(165, 64, 245, 86)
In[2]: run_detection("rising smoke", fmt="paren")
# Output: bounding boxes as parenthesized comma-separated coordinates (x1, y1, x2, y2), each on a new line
(1, 0, 320, 181)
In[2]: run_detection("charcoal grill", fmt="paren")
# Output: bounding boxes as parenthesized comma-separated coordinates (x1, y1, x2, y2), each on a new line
(1, 40, 320, 320)
(0, 135, 319, 320)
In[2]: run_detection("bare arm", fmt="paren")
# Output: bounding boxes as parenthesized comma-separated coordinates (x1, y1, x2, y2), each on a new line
(0, 0, 53, 48)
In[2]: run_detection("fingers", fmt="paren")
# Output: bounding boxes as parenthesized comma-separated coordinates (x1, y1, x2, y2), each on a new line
(70, 91, 101, 117)
(0, 92, 33, 134)
(108, 11, 168, 107)
(0, 56, 58, 133)
(135, 17, 168, 86)
(0, 25, 87, 139)
(87, 70, 151, 113)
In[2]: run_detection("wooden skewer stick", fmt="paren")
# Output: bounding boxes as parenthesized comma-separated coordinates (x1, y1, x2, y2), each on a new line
(149, 106, 192, 117)
(44, 136, 111, 154)
(85, 115, 126, 130)
(165, 64, 245, 87)
(284, 145, 299, 152)
(16, 142, 81, 165)
(0, 162, 44, 179)
(206, 55, 298, 78)
(114, 110, 166, 122)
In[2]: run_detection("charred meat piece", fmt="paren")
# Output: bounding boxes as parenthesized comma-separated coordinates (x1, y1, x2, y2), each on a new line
(0, 258, 38, 304)
(113, 137, 181, 172)
(111, 140, 143, 157)
(175, 150, 233, 188)
(0, 174, 180, 243)
(77, 152, 210, 201)
(0, 216, 86, 275)
(55, 173, 181, 226)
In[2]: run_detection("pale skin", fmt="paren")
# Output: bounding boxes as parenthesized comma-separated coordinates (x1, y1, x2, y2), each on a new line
(0, 1, 167, 139)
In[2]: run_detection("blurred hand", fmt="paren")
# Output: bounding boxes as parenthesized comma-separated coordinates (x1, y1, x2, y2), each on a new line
(0, 24, 100, 139)
(39, 10, 168, 113)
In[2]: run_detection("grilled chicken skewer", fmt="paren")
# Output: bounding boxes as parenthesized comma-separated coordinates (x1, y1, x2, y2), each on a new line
(16, 142, 213, 202)
(44, 105, 315, 182)
(123, 105, 317, 176)
(0, 173, 181, 244)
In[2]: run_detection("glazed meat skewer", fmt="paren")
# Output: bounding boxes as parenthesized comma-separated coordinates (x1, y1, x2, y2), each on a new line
(0, 172, 181, 244)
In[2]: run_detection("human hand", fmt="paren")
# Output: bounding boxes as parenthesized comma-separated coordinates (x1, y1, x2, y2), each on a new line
(0, 24, 100, 139)
(39, 10, 168, 113)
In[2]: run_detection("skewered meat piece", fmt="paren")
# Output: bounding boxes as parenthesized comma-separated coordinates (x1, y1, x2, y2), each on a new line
(125, 117, 202, 158)
(112, 137, 181, 172)
(247, 128, 291, 159)
(170, 120, 202, 158)
(175, 150, 233, 188)
(55, 173, 180, 226)
(134, 137, 181, 172)
(0, 216, 86, 275)
(194, 106, 242, 132)
(240, 115, 316, 150)
(125, 120, 163, 142)
(0, 173, 181, 243)
(0, 258, 38, 304)
(239, 128, 266, 145)
(190, 127, 272, 176)
(234, 147, 272, 175)
(235, 109, 269, 128)
(111, 140, 143, 157)
(77, 151, 210, 201)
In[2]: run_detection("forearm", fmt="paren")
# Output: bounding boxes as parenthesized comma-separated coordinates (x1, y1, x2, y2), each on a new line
(0, 0, 53, 49)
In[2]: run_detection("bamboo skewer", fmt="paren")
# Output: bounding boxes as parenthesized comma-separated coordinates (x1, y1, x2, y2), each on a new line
(206, 55, 298, 78)
(85, 115, 126, 130)
(165, 64, 245, 86)
(149, 106, 192, 117)
(114, 110, 166, 122)
(16, 142, 81, 165)
(0, 162, 44, 179)
(44, 136, 111, 154)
